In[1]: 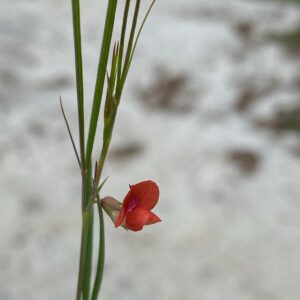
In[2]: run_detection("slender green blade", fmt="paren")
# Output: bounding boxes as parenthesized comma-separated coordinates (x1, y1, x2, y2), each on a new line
(82, 167, 94, 300)
(120, 0, 141, 89)
(91, 196, 105, 300)
(76, 226, 86, 300)
(98, 176, 109, 192)
(124, 0, 157, 86)
(116, 0, 130, 89)
(86, 0, 118, 168)
(76, 208, 93, 300)
(82, 208, 94, 300)
(130, 0, 157, 67)
(71, 0, 85, 168)
(60, 97, 81, 169)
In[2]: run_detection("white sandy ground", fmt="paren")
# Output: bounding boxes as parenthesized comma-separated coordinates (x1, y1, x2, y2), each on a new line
(1, 0, 300, 299)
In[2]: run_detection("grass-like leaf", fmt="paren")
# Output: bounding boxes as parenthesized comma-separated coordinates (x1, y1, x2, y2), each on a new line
(82, 208, 94, 300)
(91, 184, 106, 300)
(71, 0, 85, 169)
(129, 0, 156, 71)
(86, 0, 118, 168)
(120, 0, 141, 90)
(117, 0, 131, 89)
(60, 97, 81, 169)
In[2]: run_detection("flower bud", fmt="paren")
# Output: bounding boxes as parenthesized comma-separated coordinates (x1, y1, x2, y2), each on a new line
(101, 196, 122, 223)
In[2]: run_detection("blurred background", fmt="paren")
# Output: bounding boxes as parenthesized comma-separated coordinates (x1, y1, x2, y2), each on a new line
(1, 0, 300, 299)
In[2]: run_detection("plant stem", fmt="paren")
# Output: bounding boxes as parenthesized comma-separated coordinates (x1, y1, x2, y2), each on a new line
(76, 169, 93, 300)
(70, 1, 157, 299)
(85, 0, 118, 168)
(72, 1, 89, 299)
(128, 0, 157, 79)
(91, 188, 106, 300)
(71, 0, 85, 169)
(82, 210, 94, 300)
(120, 0, 141, 89)
(76, 226, 86, 300)
(117, 0, 130, 88)
(82, 168, 94, 300)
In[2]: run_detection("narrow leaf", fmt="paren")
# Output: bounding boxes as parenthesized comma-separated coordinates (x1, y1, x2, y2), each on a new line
(117, 0, 131, 88)
(86, 0, 118, 168)
(60, 97, 81, 169)
(91, 189, 105, 300)
(71, 0, 85, 169)
(126, 0, 157, 84)
(120, 0, 141, 89)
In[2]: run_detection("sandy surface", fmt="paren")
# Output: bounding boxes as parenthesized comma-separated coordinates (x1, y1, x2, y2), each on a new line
(1, 0, 300, 299)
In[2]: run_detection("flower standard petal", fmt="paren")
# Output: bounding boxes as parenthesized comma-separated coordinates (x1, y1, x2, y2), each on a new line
(130, 180, 159, 210)
(122, 188, 134, 210)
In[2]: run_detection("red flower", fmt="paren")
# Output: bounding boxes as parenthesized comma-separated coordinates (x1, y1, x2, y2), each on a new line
(102, 180, 161, 232)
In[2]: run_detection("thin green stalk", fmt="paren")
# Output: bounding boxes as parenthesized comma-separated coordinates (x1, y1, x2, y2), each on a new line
(98, 176, 109, 193)
(123, 0, 157, 88)
(76, 226, 86, 300)
(60, 97, 81, 169)
(91, 186, 105, 300)
(128, 0, 157, 77)
(119, 0, 140, 90)
(72, 1, 88, 299)
(71, 0, 85, 169)
(86, 0, 118, 168)
(95, 43, 119, 184)
(76, 207, 92, 300)
(82, 167, 94, 300)
(76, 168, 93, 300)
(116, 0, 130, 88)
(82, 209, 94, 300)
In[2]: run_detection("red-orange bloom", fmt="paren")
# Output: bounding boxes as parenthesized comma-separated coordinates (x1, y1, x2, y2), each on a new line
(114, 180, 161, 231)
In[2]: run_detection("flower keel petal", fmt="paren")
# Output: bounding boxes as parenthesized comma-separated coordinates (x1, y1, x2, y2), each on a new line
(145, 211, 161, 225)
(125, 207, 154, 231)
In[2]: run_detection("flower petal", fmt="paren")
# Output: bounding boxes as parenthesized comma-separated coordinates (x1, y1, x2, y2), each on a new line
(121, 188, 134, 212)
(146, 211, 161, 225)
(130, 180, 159, 210)
(125, 207, 158, 231)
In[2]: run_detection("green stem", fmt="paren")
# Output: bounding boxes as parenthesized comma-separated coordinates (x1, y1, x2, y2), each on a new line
(72, 3, 89, 295)
(117, 0, 130, 88)
(120, 0, 141, 89)
(91, 194, 106, 300)
(85, 0, 118, 168)
(82, 168, 94, 300)
(128, 0, 157, 77)
(71, 0, 85, 169)
(76, 226, 86, 300)
(76, 169, 93, 300)
(76, 209, 92, 300)
(82, 210, 94, 300)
